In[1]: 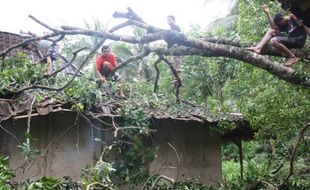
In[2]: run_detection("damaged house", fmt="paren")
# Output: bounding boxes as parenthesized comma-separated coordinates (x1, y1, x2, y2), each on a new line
(0, 31, 254, 186)
(0, 94, 254, 185)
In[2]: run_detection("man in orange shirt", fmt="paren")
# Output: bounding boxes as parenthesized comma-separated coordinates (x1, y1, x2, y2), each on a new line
(96, 45, 118, 83)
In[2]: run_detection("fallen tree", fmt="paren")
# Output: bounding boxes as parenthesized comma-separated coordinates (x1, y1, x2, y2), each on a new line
(1, 7, 309, 99)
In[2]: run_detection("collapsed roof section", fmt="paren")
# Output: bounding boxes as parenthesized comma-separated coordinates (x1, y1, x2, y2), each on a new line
(0, 92, 255, 142)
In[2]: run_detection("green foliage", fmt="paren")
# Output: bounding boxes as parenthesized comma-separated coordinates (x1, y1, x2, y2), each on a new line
(122, 105, 149, 128)
(81, 160, 116, 189)
(0, 53, 46, 93)
(63, 75, 101, 108)
(237, 0, 283, 42)
(17, 142, 41, 161)
(0, 156, 15, 190)
(25, 176, 65, 190)
(108, 106, 157, 187)
(215, 0, 310, 189)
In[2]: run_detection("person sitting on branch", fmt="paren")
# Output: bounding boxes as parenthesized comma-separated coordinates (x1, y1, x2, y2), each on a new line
(21, 31, 59, 75)
(246, 4, 307, 67)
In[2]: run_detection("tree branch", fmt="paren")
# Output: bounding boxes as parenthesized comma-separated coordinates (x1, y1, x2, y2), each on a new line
(201, 36, 310, 59)
(278, 124, 310, 189)
(153, 58, 162, 93)
(111, 49, 151, 74)
(157, 54, 182, 102)
(28, 14, 61, 33)
(2, 8, 310, 89)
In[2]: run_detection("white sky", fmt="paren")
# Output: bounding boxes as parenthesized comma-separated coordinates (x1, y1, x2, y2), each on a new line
(0, 0, 234, 35)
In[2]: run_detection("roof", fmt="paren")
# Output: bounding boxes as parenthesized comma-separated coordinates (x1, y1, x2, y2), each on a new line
(0, 31, 34, 58)
(0, 92, 255, 142)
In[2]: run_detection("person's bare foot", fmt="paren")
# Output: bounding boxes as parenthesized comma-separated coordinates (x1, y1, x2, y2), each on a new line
(245, 46, 261, 54)
(284, 57, 299, 67)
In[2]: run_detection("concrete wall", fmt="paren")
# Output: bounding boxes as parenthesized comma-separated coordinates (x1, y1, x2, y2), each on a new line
(150, 119, 222, 185)
(0, 112, 111, 182)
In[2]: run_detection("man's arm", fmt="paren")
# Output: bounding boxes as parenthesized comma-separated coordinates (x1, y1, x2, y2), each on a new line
(96, 69, 106, 83)
(262, 4, 277, 29)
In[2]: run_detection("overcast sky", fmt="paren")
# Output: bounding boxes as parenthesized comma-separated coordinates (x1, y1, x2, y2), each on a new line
(1, 0, 234, 34)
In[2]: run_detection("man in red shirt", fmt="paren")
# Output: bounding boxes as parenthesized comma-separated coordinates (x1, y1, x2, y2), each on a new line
(96, 45, 117, 83)
(95, 45, 125, 97)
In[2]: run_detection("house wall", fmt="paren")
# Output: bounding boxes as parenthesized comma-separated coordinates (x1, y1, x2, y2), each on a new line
(0, 112, 111, 182)
(0, 113, 222, 186)
(149, 119, 222, 186)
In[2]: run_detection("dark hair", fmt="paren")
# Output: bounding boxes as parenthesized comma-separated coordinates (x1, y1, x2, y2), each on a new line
(273, 12, 284, 26)
(167, 15, 176, 21)
(101, 45, 110, 52)
(21, 41, 36, 49)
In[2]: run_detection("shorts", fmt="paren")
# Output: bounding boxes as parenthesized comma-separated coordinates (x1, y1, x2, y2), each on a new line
(275, 35, 306, 49)
(100, 63, 121, 81)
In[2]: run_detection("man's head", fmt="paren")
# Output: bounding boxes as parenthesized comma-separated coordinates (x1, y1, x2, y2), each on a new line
(167, 15, 176, 26)
(101, 45, 110, 56)
(273, 12, 290, 27)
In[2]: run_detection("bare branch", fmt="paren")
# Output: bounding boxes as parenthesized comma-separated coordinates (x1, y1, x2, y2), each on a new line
(111, 49, 151, 74)
(279, 124, 310, 189)
(28, 14, 61, 32)
(151, 175, 175, 189)
(153, 58, 162, 93)
(157, 54, 182, 102)
(12, 40, 103, 93)
(46, 47, 88, 78)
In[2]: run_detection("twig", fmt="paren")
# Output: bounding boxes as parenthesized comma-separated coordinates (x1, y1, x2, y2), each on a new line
(111, 49, 151, 74)
(151, 175, 175, 189)
(86, 182, 114, 190)
(74, 112, 81, 155)
(0, 123, 20, 143)
(167, 142, 181, 181)
(261, 180, 278, 190)
(28, 15, 61, 32)
(12, 39, 103, 93)
(48, 46, 88, 78)
(271, 162, 284, 175)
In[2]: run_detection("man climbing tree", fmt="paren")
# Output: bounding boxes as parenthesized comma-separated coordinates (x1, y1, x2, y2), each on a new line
(246, 4, 307, 67)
